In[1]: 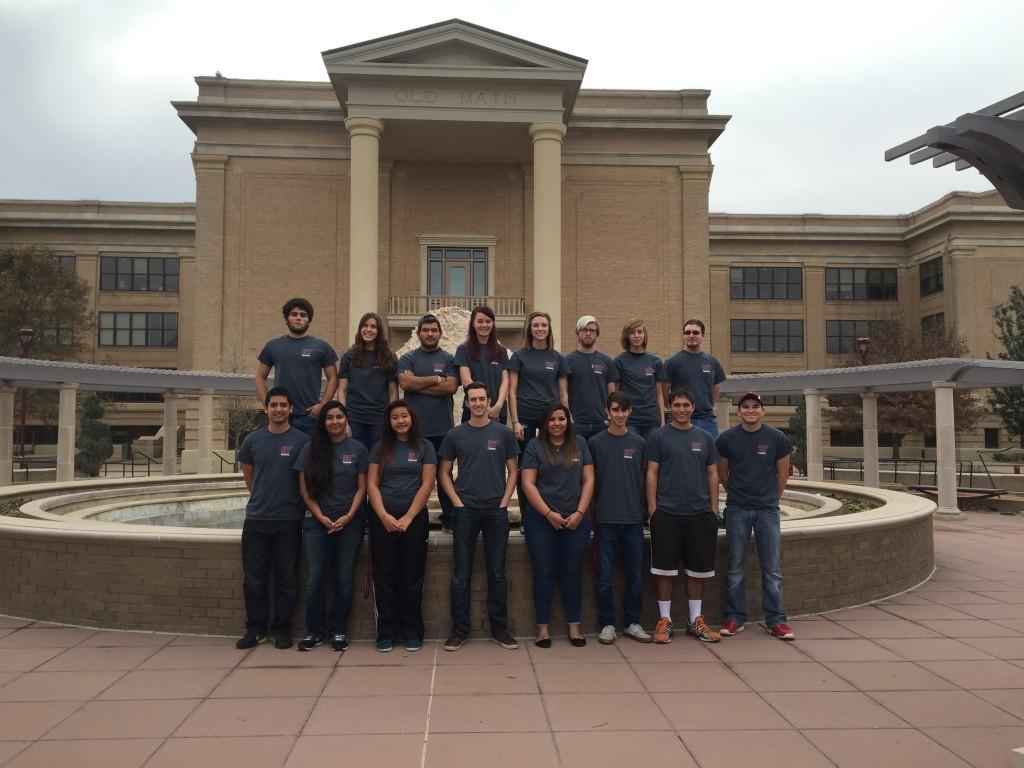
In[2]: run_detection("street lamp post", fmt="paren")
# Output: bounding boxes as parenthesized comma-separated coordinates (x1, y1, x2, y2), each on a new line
(17, 327, 36, 459)
(855, 336, 871, 366)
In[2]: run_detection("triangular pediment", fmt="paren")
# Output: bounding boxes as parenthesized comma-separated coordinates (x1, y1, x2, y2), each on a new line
(322, 19, 587, 73)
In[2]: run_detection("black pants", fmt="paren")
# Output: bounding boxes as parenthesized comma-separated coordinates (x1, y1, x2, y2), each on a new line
(241, 518, 302, 635)
(369, 509, 429, 642)
(426, 434, 455, 527)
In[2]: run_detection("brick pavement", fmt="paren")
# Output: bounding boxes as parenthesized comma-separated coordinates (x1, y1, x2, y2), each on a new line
(0, 513, 1020, 767)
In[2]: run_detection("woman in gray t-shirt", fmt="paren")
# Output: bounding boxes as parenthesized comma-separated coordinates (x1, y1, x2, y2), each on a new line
(520, 403, 595, 648)
(367, 400, 437, 653)
(509, 311, 570, 452)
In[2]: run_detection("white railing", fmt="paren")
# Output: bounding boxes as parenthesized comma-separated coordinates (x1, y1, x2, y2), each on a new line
(387, 295, 526, 317)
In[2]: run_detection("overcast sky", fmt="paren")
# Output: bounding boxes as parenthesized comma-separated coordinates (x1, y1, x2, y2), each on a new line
(2, 0, 1022, 214)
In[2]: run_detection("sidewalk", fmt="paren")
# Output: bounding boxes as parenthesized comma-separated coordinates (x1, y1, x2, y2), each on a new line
(0, 514, 1021, 767)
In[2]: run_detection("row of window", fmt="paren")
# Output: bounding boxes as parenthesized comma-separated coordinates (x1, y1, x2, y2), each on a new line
(55, 254, 180, 293)
(729, 259, 943, 301)
(731, 317, 942, 354)
(98, 313, 178, 347)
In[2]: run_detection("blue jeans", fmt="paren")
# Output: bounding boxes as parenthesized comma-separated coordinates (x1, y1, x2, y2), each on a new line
(724, 506, 785, 627)
(426, 435, 456, 528)
(692, 415, 719, 440)
(574, 421, 605, 442)
(515, 419, 540, 455)
(522, 505, 592, 625)
(628, 423, 659, 440)
(595, 522, 645, 628)
(450, 506, 510, 633)
(349, 421, 382, 452)
(289, 414, 318, 435)
(302, 510, 365, 637)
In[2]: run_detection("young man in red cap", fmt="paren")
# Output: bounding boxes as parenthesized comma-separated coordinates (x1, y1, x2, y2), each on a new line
(715, 391, 794, 640)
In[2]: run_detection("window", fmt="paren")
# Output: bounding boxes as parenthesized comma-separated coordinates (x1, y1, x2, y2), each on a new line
(919, 257, 943, 296)
(984, 428, 1000, 449)
(100, 256, 179, 292)
(921, 312, 945, 337)
(427, 247, 487, 298)
(830, 429, 863, 447)
(730, 319, 804, 353)
(40, 318, 74, 346)
(98, 312, 178, 347)
(825, 267, 898, 300)
(730, 267, 803, 300)
(826, 320, 874, 354)
(55, 255, 76, 270)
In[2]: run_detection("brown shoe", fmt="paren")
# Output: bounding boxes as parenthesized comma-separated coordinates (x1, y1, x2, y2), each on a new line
(687, 615, 721, 643)
(653, 617, 673, 644)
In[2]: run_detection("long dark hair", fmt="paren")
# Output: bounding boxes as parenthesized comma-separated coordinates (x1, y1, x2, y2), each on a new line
(465, 305, 500, 362)
(352, 312, 396, 372)
(377, 399, 423, 472)
(304, 400, 347, 501)
(537, 402, 578, 469)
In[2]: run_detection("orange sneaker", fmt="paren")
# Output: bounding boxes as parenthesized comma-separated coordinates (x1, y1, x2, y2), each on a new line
(653, 617, 673, 644)
(687, 615, 721, 643)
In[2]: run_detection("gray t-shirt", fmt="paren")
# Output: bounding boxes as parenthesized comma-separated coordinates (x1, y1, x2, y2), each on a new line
(294, 437, 368, 519)
(588, 429, 647, 524)
(565, 350, 619, 425)
(237, 427, 310, 521)
(257, 335, 338, 413)
(521, 434, 593, 516)
(338, 348, 397, 425)
(664, 350, 726, 418)
(454, 342, 509, 414)
(614, 351, 667, 426)
(510, 347, 570, 423)
(369, 439, 437, 515)
(716, 425, 793, 508)
(397, 347, 457, 437)
(439, 420, 518, 509)
(647, 425, 719, 516)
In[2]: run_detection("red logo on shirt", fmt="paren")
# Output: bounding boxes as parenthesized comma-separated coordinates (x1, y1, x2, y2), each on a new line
(592, 363, 605, 374)
(407, 451, 420, 462)
(433, 363, 445, 374)
(644, 367, 654, 377)
(487, 440, 499, 451)
(623, 448, 636, 460)
(340, 454, 355, 464)
(691, 441, 703, 452)
(701, 363, 712, 374)
(544, 360, 556, 370)
(301, 348, 314, 358)
(280, 445, 293, 457)
(757, 444, 769, 455)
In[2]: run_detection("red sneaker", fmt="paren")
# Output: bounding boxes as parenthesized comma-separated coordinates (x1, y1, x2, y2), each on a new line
(719, 619, 744, 637)
(768, 623, 795, 641)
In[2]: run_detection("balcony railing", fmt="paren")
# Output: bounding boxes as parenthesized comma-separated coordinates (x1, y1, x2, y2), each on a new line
(387, 295, 526, 318)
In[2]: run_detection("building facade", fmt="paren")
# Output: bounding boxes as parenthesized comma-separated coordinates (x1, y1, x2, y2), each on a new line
(1, 20, 1022, 452)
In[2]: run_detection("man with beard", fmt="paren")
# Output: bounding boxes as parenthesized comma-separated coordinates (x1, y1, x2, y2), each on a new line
(397, 314, 459, 530)
(256, 298, 339, 435)
(662, 319, 726, 439)
(565, 315, 619, 441)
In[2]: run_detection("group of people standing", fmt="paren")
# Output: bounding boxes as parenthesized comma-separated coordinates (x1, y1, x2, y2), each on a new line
(235, 297, 794, 654)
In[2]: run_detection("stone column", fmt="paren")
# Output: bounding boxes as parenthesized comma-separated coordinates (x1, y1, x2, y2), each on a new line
(933, 382, 963, 519)
(162, 393, 178, 477)
(191, 154, 228, 371)
(0, 387, 14, 486)
(718, 398, 732, 430)
(529, 122, 567, 349)
(804, 389, 823, 481)
(56, 383, 79, 482)
(680, 165, 713, 349)
(861, 393, 880, 488)
(197, 390, 215, 475)
(345, 116, 384, 341)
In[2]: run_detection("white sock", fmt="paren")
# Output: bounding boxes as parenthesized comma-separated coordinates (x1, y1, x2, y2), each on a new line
(658, 600, 671, 620)
(688, 600, 702, 623)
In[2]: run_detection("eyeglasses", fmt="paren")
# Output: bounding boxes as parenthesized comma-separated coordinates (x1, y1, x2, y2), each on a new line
(683, 330, 702, 336)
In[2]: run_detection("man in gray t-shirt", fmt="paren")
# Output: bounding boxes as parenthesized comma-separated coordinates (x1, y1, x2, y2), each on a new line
(662, 319, 726, 438)
(565, 315, 619, 441)
(235, 387, 310, 651)
(645, 388, 720, 645)
(256, 298, 338, 436)
(438, 383, 519, 652)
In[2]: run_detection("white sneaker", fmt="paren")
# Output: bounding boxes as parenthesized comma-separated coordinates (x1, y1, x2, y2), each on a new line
(598, 625, 617, 645)
(623, 623, 653, 643)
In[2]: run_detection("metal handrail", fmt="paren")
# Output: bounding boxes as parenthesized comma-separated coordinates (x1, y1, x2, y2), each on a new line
(387, 295, 526, 316)
(212, 450, 234, 473)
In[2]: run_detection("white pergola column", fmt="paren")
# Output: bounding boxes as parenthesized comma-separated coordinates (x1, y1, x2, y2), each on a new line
(197, 389, 215, 475)
(861, 392, 880, 488)
(803, 389, 823, 481)
(162, 393, 178, 476)
(345, 116, 384, 341)
(0, 387, 14, 487)
(933, 381, 964, 519)
(56, 382, 79, 482)
(529, 121, 567, 349)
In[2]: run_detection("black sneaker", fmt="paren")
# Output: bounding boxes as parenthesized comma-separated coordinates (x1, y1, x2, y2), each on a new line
(443, 629, 467, 652)
(491, 627, 519, 650)
(274, 632, 292, 650)
(297, 634, 322, 652)
(235, 630, 267, 650)
(330, 633, 349, 652)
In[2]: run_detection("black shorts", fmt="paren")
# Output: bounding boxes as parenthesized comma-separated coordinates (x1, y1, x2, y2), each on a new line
(649, 510, 719, 578)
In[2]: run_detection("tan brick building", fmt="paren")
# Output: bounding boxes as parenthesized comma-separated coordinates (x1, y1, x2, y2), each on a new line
(1, 20, 1022, 452)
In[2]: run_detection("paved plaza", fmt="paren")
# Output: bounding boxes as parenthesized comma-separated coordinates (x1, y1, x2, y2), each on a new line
(0, 514, 1021, 767)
